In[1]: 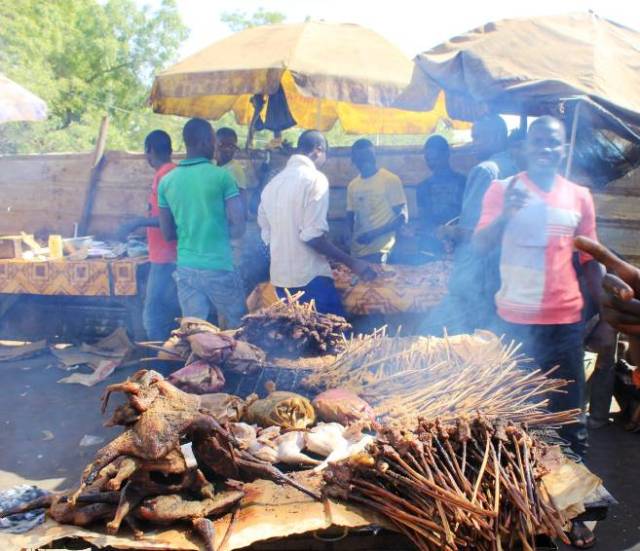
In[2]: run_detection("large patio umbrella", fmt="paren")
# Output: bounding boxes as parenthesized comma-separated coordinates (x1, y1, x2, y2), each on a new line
(397, 12, 640, 137)
(149, 21, 459, 135)
(0, 73, 47, 123)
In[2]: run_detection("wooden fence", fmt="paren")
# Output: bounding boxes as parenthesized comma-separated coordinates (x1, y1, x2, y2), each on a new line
(1, 146, 639, 263)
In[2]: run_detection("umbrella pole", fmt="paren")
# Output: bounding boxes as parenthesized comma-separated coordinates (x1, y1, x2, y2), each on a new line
(246, 94, 264, 150)
(519, 112, 527, 134)
(315, 98, 322, 130)
(564, 101, 581, 179)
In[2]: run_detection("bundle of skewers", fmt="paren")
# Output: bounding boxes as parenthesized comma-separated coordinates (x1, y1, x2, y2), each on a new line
(304, 330, 580, 426)
(324, 415, 571, 551)
(239, 291, 351, 358)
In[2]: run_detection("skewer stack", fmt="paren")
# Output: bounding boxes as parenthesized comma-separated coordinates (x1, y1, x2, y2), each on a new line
(304, 330, 580, 426)
(324, 415, 571, 551)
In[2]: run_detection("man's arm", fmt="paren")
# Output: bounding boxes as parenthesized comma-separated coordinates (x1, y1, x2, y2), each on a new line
(117, 216, 159, 240)
(225, 195, 246, 239)
(306, 235, 374, 280)
(303, 175, 374, 280)
(346, 211, 355, 237)
(473, 178, 528, 253)
(575, 237, 640, 363)
(257, 200, 271, 245)
(356, 204, 407, 245)
(158, 207, 177, 242)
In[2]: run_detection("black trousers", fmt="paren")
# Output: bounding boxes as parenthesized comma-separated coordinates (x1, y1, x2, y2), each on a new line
(500, 321, 588, 458)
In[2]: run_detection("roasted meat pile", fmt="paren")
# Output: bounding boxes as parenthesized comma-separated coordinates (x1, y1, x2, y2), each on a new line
(238, 292, 352, 358)
(0, 370, 319, 550)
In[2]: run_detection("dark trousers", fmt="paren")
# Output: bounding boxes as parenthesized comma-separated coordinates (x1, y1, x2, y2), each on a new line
(143, 262, 180, 341)
(500, 321, 588, 458)
(276, 276, 347, 318)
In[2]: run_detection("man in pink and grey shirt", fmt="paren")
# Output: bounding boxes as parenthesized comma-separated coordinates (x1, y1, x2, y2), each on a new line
(474, 116, 605, 461)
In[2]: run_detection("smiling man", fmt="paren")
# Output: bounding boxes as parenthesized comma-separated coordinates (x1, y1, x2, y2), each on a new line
(473, 116, 606, 547)
(474, 117, 604, 451)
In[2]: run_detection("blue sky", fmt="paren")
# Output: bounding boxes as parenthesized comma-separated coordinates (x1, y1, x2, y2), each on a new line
(171, 0, 639, 59)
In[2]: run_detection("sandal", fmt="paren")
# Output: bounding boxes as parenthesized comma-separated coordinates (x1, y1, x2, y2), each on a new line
(567, 520, 596, 549)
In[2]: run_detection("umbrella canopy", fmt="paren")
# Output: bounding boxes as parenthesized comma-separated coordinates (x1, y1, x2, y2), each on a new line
(398, 12, 640, 133)
(0, 73, 47, 123)
(150, 21, 457, 134)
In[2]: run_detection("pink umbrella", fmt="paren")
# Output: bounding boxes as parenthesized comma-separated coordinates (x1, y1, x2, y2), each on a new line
(0, 73, 47, 123)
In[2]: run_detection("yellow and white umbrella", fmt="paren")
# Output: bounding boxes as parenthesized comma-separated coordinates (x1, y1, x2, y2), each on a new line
(150, 21, 462, 135)
(0, 73, 47, 123)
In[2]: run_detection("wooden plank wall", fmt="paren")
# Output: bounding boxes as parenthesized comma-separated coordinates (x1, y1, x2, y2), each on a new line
(0, 146, 477, 235)
(1, 147, 639, 264)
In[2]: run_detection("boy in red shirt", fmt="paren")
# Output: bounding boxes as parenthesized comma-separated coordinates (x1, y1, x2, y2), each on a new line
(118, 130, 179, 340)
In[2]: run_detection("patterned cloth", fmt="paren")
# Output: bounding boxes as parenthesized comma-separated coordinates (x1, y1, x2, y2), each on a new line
(0, 485, 49, 534)
(0, 257, 146, 296)
(248, 261, 452, 316)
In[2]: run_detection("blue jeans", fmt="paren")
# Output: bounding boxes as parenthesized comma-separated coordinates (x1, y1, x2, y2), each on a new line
(500, 321, 588, 457)
(143, 262, 180, 341)
(174, 266, 246, 329)
(276, 276, 346, 318)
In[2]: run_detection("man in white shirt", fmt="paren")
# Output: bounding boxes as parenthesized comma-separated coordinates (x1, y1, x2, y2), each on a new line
(258, 130, 375, 316)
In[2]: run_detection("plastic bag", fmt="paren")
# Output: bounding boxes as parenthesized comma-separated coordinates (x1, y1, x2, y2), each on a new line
(168, 359, 225, 394)
(245, 390, 315, 429)
(312, 388, 375, 426)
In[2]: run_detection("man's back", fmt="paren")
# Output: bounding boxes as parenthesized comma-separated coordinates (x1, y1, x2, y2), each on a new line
(258, 154, 332, 288)
(158, 157, 239, 271)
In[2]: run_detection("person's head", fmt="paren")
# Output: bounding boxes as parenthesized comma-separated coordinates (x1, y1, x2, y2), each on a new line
(183, 118, 215, 160)
(525, 116, 567, 178)
(215, 127, 238, 166)
(350, 138, 377, 177)
(471, 114, 508, 160)
(144, 130, 172, 169)
(297, 130, 328, 168)
(423, 135, 451, 173)
(507, 128, 527, 171)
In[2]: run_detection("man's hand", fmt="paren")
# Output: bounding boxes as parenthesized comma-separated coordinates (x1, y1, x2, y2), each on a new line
(350, 259, 377, 282)
(117, 218, 144, 241)
(575, 236, 640, 335)
(356, 230, 377, 245)
(502, 179, 529, 219)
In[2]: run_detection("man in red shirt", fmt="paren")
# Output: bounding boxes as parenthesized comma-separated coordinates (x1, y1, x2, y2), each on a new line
(474, 117, 605, 457)
(119, 130, 179, 341)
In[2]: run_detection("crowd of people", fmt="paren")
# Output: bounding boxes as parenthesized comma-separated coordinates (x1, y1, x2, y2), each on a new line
(119, 113, 638, 546)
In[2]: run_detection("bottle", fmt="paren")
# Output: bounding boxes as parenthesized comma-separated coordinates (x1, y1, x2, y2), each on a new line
(48, 234, 63, 260)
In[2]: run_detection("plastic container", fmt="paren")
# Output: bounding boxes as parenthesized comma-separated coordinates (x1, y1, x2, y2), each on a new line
(48, 234, 63, 259)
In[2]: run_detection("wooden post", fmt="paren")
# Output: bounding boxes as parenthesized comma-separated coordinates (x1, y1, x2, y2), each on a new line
(78, 115, 109, 235)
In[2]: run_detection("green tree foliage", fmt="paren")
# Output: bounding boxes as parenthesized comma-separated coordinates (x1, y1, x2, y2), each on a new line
(0, 0, 188, 154)
(220, 7, 286, 32)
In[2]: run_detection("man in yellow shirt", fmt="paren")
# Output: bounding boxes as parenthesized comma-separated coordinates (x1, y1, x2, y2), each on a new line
(215, 127, 248, 210)
(346, 139, 408, 263)
(215, 127, 253, 286)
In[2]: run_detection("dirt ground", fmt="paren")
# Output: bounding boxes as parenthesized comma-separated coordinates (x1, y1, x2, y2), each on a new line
(0, 353, 639, 550)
